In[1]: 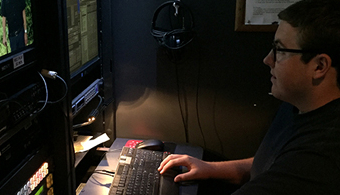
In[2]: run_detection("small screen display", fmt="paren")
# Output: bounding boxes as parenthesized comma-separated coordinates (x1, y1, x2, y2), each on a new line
(34, 185, 44, 195)
(67, 0, 98, 75)
(0, 0, 34, 58)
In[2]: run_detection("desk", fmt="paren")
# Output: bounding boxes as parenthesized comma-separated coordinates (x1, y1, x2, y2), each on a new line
(79, 138, 203, 195)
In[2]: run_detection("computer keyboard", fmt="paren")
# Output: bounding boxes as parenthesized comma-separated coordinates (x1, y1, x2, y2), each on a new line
(108, 146, 179, 195)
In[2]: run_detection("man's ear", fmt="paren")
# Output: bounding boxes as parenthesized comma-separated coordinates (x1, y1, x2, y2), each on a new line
(313, 53, 332, 79)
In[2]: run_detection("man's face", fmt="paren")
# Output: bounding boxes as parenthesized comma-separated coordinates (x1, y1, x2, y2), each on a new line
(263, 21, 315, 105)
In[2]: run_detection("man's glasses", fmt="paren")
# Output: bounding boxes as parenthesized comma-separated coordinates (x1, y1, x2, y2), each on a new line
(271, 42, 316, 62)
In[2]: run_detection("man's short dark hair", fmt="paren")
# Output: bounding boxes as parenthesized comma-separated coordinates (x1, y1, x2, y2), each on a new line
(278, 0, 340, 84)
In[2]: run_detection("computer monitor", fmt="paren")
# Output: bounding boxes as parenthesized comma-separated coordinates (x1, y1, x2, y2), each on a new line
(66, 0, 99, 79)
(0, 0, 36, 80)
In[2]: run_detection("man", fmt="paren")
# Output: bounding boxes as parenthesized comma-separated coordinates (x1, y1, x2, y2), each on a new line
(1, 0, 27, 52)
(158, 0, 340, 194)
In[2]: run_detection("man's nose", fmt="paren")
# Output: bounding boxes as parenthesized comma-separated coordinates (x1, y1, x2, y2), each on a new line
(263, 50, 275, 68)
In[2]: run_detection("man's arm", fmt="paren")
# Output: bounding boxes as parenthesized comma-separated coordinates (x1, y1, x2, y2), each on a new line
(158, 154, 253, 185)
(2, 16, 7, 46)
(207, 157, 253, 184)
(22, 9, 27, 45)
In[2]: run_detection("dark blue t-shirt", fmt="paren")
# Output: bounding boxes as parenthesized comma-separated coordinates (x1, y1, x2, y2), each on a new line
(233, 99, 340, 195)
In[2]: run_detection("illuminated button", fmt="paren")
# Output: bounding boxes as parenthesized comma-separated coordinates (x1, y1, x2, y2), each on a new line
(44, 162, 48, 170)
(46, 173, 53, 188)
(26, 181, 31, 190)
(16, 162, 49, 195)
(47, 187, 54, 195)
(30, 178, 34, 189)
(37, 171, 42, 181)
(23, 185, 28, 193)
(35, 172, 39, 182)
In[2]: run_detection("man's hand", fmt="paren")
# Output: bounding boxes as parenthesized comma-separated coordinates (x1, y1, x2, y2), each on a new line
(2, 34, 7, 47)
(159, 155, 254, 184)
(24, 33, 28, 46)
(158, 154, 212, 182)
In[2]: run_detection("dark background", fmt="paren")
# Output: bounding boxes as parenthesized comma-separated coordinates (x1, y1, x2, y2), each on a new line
(112, 0, 281, 160)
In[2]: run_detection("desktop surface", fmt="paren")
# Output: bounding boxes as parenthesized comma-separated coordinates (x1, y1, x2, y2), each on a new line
(78, 138, 203, 195)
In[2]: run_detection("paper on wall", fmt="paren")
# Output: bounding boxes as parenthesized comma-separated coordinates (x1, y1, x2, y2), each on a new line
(245, 0, 300, 25)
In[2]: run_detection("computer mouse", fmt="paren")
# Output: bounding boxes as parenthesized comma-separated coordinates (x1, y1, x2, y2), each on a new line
(135, 139, 164, 151)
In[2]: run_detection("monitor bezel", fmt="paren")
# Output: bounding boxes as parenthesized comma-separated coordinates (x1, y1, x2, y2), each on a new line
(0, 0, 37, 81)
(68, 0, 103, 81)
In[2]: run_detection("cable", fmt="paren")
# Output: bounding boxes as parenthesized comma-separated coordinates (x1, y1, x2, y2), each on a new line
(175, 62, 189, 143)
(0, 99, 10, 113)
(45, 75, 68, 104)
(194, 47, 206, 148)
(172, 40, 207, 148)
(2, 99, 22, 109)
(212, 90, 224, 154)
(72, 121, 95, 129)
(33, 71, 49, 115)
(106, 148, 123, 153)
(0, 93, 9, 106)
(88, 95, 103, 119)
(93, 170, 115, 177)
(38, 72, 68, 104)
(73, 95, 103, 129)
(0, 99, 9, 104)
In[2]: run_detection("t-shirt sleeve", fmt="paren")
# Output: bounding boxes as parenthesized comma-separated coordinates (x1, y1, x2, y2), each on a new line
(1, 2, 6, 17)
(232, 150, 340, 195)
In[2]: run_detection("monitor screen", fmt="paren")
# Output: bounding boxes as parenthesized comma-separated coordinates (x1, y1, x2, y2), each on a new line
(0, 0, 35, 79)
(67, 0, 99, 77)
(0, 0, 33, 57)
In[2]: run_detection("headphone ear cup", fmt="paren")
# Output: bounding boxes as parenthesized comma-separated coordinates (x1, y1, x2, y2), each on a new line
(163, 29, 184, 48)
(151, 29, 167, 46)
(162, 29, 195, 49)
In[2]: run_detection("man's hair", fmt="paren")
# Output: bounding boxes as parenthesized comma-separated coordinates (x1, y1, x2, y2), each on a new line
(278, 0, 340, 84)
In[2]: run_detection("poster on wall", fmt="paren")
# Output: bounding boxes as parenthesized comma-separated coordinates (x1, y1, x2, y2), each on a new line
(245, 0, 300, 25)
(235, 0, 300, 32)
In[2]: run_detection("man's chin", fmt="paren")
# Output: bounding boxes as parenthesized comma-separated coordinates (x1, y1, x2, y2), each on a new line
(270, 88, 280, 100)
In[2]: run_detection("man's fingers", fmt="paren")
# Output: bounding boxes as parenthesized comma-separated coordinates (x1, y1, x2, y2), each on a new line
(158, 154, 182, 171)
(159, 154, 191, 174)
(174, 171, 194, 182)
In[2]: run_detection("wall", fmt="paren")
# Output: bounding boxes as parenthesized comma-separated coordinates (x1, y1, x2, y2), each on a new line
(112, 0, 281, 159)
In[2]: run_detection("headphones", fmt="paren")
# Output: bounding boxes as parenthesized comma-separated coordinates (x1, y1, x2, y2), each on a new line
(151, 1, 195, 49)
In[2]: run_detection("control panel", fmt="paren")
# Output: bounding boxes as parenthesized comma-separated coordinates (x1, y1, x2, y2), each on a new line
(72, 78, 103, 116)
(16, 162, 54, 195)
